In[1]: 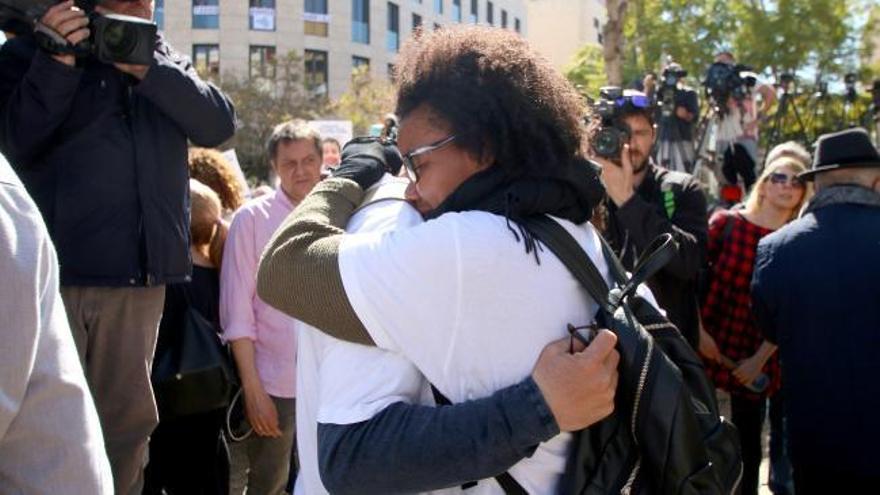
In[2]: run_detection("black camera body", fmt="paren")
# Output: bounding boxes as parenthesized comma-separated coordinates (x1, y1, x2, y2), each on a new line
(591, 86, 630, 159)
(27, 1, 157, 66)
(659, 66, 686, 118)
(86, 12, 156, 66)
(703, 62, 755, 113)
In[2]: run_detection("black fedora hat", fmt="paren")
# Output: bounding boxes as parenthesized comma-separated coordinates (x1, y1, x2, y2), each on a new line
(799, 127, 880, 180)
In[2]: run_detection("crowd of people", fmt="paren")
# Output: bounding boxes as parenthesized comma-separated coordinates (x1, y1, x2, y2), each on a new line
(1, 3, 879, 495)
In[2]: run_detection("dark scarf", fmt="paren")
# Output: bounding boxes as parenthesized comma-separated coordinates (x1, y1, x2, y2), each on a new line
(425, 157, 606, 261)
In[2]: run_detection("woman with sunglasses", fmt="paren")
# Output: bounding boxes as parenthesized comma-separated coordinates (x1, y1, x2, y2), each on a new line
(699, 156, 811, 495)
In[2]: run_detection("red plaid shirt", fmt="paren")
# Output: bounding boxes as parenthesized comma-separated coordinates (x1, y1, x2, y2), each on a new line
(701, 210, 781, 398)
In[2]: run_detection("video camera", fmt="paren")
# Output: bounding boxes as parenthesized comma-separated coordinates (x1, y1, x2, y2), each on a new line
(844, 73, 858, 104)
(703, 61, 757, 114)
(658, 63, 687, 118)
(590, 86, 631, 160)
(0, 0, 157, 65)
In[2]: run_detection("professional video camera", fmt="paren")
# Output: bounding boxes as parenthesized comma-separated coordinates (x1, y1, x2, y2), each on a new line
(658, 63, 687, 118)
(0, 0, 156, 65)
(590, 86, 630, 159)
(703, 61, 757, 114)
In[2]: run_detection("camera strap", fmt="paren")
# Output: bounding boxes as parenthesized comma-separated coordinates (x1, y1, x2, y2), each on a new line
(33, 20, 78, 56)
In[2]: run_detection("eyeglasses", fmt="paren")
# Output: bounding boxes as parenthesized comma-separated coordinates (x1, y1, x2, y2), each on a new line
(401, 135, 457, 182)
(768, 172, 805, 189)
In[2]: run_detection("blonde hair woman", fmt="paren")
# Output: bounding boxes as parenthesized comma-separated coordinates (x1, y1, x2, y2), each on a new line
(144, 180, 231, 495)
(699, 156, 811, 495)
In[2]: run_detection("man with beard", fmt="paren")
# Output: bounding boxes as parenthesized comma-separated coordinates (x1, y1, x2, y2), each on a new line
(589, 90, 708, 349)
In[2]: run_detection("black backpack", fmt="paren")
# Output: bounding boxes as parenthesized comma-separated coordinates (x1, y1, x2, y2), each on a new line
(517, 215, 743, 495)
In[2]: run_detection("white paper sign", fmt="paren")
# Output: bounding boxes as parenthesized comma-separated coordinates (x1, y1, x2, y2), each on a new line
(309, 120, 354, 147)
(250, 8, 276, 30)
(303, 13, 331, 23)
(193, 5, 220, 16)
(221, 149, 252, 198)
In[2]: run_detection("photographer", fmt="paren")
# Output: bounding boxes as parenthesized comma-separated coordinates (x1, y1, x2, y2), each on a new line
(589, 89, 708, 349)
(709, 52, 776, 198)
(0, 1, 235, 494)
(654, 62, 699, 173)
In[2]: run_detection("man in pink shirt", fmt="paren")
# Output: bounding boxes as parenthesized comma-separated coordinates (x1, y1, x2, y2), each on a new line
(221, 120, 323, 494)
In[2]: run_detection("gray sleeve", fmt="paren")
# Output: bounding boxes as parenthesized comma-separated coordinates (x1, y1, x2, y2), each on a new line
(318, 377, 559, 494)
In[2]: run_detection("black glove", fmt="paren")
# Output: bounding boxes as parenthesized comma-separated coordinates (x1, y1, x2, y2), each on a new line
(332, 137, 403, 190)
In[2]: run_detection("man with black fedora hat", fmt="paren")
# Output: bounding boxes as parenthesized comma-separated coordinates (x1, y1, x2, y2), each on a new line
(751, 127, 880, 494)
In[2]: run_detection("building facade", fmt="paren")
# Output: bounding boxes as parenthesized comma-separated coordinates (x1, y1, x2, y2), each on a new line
(157, 0, 527, 100)
(525, 0, 605, 71)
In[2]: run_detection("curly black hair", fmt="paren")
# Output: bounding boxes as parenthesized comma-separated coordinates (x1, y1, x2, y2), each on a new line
(393, 26, 585, 180)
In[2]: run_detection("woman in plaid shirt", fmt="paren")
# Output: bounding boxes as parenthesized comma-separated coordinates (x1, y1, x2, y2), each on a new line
(699, 156, 811, 495)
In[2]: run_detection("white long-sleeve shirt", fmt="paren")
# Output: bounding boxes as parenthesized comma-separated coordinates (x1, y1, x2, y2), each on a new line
(0, 154, 113, 494)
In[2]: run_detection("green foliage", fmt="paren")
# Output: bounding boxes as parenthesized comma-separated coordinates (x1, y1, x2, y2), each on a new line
(564, 44, 607, 99)
(218, 51, 328, 182)
(759, 92, 874, 149)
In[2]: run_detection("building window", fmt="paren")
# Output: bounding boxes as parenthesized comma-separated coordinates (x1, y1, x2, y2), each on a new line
(469, 0, 477, 23)
(434, 0, 443, 15)
(594, 17, 600, 29)
(386, 2, 399, 52)
(192, 0, 220, 29)
(514, 17, 520, 33)
(434, 22, 441, 30)
(353, 56, 370, 75)
(452, 0, 461, 22)
(598, 33, 604, 44)
(388, 63, 396, 81)
(413, 13, 422, 31)
(352, 0, 370, 44)
(486, 1, 493, 25)
(501, 9, 506, 28)
(305, 49, 329, 96)
(304, 0, 330, 37)
(155, 0, 164, 30)
(249, 45, 276, 79)
(192, 44, 220, 77)
(249, 0, 275, 31)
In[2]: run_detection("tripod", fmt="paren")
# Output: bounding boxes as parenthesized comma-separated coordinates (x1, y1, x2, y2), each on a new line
(655, 112, 696, 173)
(767, 82, 808, 149)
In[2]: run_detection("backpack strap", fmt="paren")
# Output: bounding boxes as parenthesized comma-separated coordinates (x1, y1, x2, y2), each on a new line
(521, 216, 677, 310)
(430, 386, 528, 494)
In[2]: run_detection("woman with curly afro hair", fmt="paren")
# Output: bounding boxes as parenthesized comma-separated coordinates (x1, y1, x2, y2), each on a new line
(188, 148, 245, 216)
(257, 26, 620, 494)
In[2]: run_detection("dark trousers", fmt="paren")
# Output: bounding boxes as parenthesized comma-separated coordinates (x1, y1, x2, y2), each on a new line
(730, 395, 766, 495)
(143, 409, 230, 495)
(768, 392, 794, 495)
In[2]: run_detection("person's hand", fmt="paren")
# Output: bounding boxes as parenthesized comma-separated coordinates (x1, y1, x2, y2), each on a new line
(532, 330, 620, 432)
(333, 137, 403, 190)
(39, 0, 89, 67)
(675, 105, 694, 122)
(733, 355, 764, 387)
(698, 326, 722, 364)
(243, 383, 282, 438)
(592, 144, 635, 207)
(94, 6, 151, 79)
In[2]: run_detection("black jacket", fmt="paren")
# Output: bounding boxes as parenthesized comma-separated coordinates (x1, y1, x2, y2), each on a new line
(603, 164, 708, 348)
(0, 36, 235, 286)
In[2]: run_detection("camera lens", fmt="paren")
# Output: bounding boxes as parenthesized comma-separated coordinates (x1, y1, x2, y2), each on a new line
(102, 19, 140, 60)
(594, 128, 622, 158)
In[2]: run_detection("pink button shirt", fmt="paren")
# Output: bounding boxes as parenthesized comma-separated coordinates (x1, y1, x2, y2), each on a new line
(220, 187, 299, 398)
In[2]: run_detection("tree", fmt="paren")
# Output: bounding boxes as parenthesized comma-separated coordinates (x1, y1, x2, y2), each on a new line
(326, 65, 396, 136)
(564, 44, 607, 99)
(218, 51, 327, 182)
(602, 0, 629, 86)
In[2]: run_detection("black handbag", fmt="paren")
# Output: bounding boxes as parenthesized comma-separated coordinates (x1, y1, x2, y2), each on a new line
(152, 292, 235, 420)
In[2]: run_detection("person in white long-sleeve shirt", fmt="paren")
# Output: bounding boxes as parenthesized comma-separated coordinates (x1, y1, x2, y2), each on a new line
(0, 152, 113, 494)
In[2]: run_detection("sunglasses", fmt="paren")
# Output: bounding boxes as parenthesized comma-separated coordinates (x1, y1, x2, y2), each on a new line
(401, 135, 457, 182)
(768, 172, 805, 188)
